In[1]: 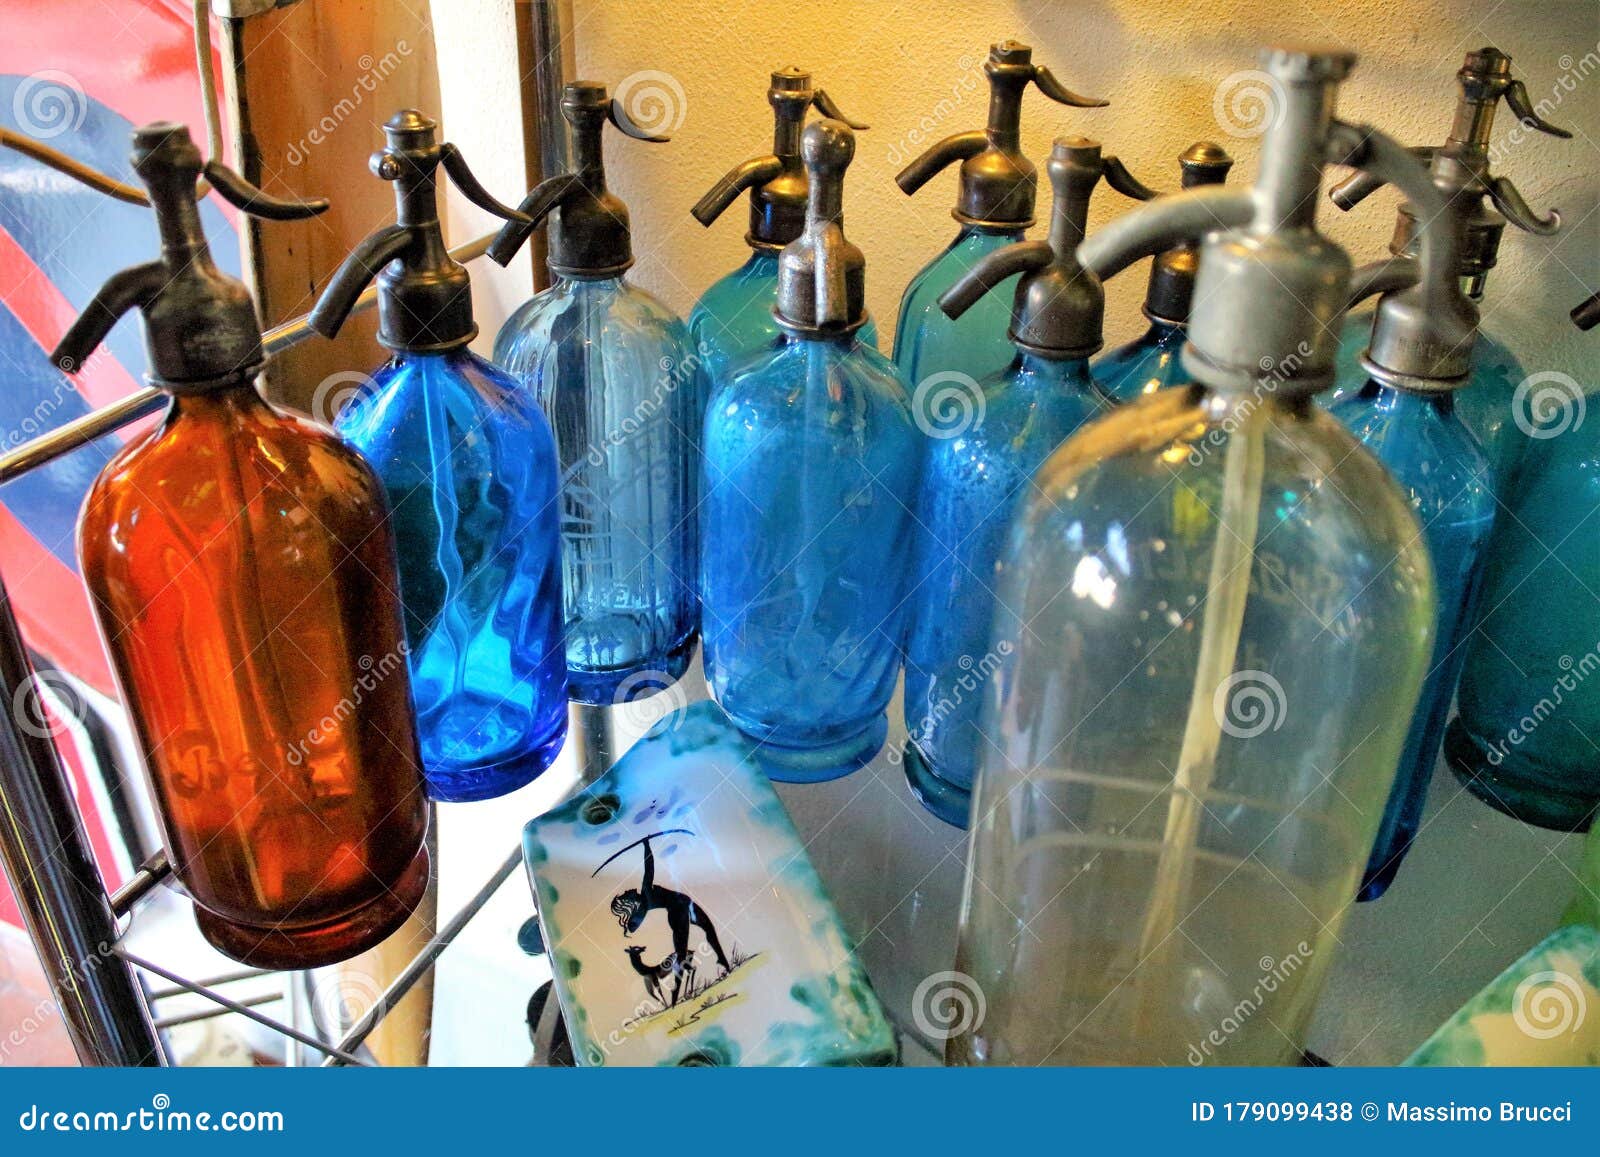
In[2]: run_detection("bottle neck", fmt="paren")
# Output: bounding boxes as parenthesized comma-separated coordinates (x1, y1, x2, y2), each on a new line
(1448, 90, 1498, 153)
(387, 345, 483, 372)
(984, 75, 1026, 149)
(742, 249, 781, 274)
(170, 374, 269, 417)
(1145, 318, 1186, 344)
(957, 221, 1025, 242)
(1360, 374, 1459, 410)
(772, 107, 804, 161)
(571, 112, 608, 186)
(1255, 79, 1338, 230)
(1363, 372, 1465, 409)
(784, 328, 858, 354)
(556, 272, 626, 293)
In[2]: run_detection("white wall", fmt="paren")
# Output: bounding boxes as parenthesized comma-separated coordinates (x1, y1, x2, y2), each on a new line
(531, 0, 1599, 381)
(430, 0, 537, 334)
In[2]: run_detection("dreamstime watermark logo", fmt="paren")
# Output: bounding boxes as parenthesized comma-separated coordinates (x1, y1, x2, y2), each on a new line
(13, 70, 88, 140)
(308, 965, 383, 1034)
(0, 993, 59, 1064)
(3, 940, 120, 1064)
(585, 348, 699, 467)
(308, 370, 377, 427)
(1513, 969, 1587, 1040)
(1490, 42, 1599, 167)
(16, 1093, 283, 1133)
(889, 640, 1014, 766)
(1512, 370, 1585, 440)
(11, 670, 84, 741)
(912, 970, 986, 1041)
(1212, 70, 1285, 139)
(285, 644, 408, 766)
(885, 52, 981, 168)
(286, 41, 415, 165)
(612, 669, 689, 734)
(1482, 643, 1600, 769)
(613, 70, 688, 137)
(1187, 941, 1313, 1063)
(912, 370, 985, 439)
(51, 343, 117, 379)
(1184, 342, 1312, 465)
(1213, 670, 1287, 739)
(4, 379, 78, 451)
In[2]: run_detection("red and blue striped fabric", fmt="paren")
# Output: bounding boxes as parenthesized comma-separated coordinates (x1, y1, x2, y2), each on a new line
(0, 0, 242, 925)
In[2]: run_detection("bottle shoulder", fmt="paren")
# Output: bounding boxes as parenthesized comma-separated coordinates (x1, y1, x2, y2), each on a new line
(692, 265, 770, 317)
(712, 339, 915, 420)
(899, 228, 1020, 309)
(923, 368, 1104, 476)
(612, 278, 690, 332)
(690, 267, 782, 365)
(1329, 387, 1494, 508)
(81, 395, 389, 557)
(696, 253, 779, 302)
(346, 353, 554, 444)
(1465, 327, 1524, 383)
(1024, 391, 1432, 584)
(371, 349, 536, 407)
(496, 279, 694, 373)
(1094, 326, 1188, 401)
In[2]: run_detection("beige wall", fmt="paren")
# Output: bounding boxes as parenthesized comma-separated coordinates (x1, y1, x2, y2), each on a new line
(539, 0, 1598, 381)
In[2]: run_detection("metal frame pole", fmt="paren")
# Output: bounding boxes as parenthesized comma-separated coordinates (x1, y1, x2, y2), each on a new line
(529, 0, 577, 185)
(323, 846, 522, 1066)
(571, 704, 615, 785)
(0, 576, 164, 1065)
(0, 235, 495, 489)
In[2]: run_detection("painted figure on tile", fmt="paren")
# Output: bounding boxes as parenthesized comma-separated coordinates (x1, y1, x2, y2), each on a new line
(601, 831, 730, 1006)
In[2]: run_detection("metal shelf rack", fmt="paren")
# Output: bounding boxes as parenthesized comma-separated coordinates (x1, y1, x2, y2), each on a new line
(0, 0, 589, 1068)
(0, 230, 595, 1067)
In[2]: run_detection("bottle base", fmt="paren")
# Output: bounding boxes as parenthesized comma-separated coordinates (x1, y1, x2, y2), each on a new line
(739, 714, 888, 784)
(193, 841, 431, 970)
(1356, 829, 1416, 902)
(566, 632, 696, 706)
(425, 714, 568, 802)
(1445, 718, 1599, 832)
(901, 740, 972, 829)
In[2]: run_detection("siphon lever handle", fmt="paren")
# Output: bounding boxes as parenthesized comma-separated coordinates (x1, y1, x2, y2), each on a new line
(1032, 65, 1108, 108)
(811, 88, 868, 130)
(202, 159, 328, 221)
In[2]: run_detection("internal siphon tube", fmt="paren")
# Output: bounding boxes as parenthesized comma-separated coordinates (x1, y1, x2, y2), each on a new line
(1133, 399, 1267, 1029)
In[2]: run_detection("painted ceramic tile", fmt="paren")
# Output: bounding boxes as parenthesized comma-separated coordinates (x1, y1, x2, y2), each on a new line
(1406, 924, 1600, 1066)
(522, 699, 898, 1067)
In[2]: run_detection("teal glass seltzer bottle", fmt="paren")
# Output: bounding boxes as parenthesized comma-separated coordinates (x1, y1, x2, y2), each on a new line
(689, 67, 874, 387)
(900, 137, 1151, 826)
(1094, 142, 1234, 402)
(892, 40, 1108, 388)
